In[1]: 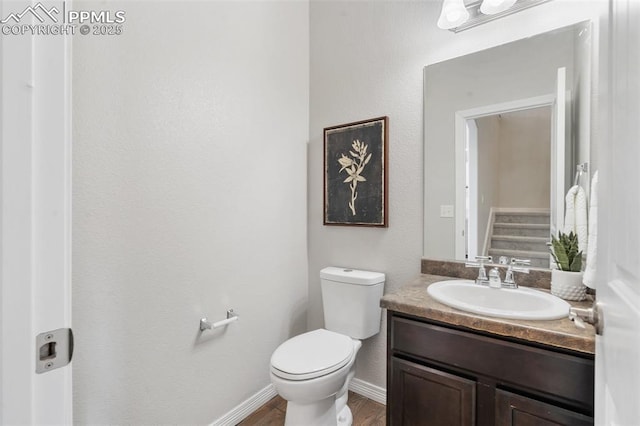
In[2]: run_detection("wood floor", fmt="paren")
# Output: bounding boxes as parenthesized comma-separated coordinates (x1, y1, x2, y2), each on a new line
(238, 391, 386, 426)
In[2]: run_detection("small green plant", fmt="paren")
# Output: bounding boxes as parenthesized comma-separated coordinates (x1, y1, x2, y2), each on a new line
(548, 231, 583, 272)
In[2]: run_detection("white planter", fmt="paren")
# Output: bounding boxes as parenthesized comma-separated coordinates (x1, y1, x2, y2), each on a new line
(551, 269, 587, 301)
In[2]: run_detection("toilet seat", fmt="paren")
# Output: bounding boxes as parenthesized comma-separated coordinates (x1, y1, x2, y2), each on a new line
(270, 329, 355, 381)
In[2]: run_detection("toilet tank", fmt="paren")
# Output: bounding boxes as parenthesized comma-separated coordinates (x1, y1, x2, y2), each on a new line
(320, 267, 385, 339)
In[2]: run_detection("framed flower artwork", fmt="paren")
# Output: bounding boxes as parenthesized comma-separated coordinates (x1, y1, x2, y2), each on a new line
(323, 116, 388, 227)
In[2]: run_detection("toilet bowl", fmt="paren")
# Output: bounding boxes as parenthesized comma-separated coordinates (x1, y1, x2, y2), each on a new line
(270, 329, 362, 426)
(269, 267, 385, 426)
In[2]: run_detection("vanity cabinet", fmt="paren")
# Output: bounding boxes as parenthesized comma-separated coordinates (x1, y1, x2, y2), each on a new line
(387, 312, 594, 426)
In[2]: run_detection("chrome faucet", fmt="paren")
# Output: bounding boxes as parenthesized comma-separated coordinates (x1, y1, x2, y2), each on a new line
(465, 256, 492, 286)
(502, 258, 531, 289)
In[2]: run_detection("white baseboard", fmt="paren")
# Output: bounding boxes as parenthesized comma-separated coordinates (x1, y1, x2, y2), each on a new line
(349, 378, 387, 406)
(211, 383, 277, 426)
(211, 378, 386, 425)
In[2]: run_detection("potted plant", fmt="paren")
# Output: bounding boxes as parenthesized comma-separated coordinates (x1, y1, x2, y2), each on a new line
(548, 231, 586, 301)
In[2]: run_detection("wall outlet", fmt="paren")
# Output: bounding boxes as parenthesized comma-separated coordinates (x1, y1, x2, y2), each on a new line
(440, 205, 454, 218)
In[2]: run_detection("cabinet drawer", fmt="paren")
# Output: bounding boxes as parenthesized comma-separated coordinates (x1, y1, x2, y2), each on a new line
(391, 315, 594, 411)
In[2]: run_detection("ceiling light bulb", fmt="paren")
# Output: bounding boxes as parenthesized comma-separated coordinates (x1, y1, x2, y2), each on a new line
(437, 0, 470, 30)
(480, 0, 518, 15)
(447, 10, 461, 22)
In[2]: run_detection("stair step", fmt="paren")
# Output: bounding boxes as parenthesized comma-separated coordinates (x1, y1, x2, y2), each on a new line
(493, 223, 550, 238)
(494, 213, 551, 225)
(487, 248, 550, 268)
(490, 236, 549, 252)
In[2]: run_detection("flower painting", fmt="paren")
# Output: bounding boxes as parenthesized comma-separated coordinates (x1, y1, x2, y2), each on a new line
(338, 140, 371, 216)
(323, 117, 388, 227)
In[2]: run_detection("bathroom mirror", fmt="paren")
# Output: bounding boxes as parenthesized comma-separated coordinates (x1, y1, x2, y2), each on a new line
(423, 22, 594, 269)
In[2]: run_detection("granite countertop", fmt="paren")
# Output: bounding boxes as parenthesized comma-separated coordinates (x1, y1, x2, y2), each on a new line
(381, 274, 595, 355)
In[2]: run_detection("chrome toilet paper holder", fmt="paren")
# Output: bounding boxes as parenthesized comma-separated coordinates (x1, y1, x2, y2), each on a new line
(200, 309, 238, 332)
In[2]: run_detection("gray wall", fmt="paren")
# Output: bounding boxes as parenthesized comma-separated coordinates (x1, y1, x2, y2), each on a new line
(495, 109, 551, 208)
(476, 108, 551, 211)
(72, 1, 309, 423)
(309, 0, 430, 389)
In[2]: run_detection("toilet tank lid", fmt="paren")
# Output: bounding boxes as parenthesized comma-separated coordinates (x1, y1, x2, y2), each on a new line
(320, 267, 385, 286)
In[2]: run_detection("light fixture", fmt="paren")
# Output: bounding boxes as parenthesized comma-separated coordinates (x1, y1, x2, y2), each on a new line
(437, 0, 470, 30)
(480, 0, 518, 15)
(438, 0, 551, 32)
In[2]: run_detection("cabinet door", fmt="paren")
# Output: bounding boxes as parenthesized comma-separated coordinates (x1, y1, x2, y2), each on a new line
(390, 357, 475, 426)
(495, 389, 593, 426)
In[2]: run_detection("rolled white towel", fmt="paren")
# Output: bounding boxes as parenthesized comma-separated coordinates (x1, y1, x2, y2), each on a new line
(583, 171, 598, 289)
(563, 185, 588, 253)
(563, 186, 577, 233)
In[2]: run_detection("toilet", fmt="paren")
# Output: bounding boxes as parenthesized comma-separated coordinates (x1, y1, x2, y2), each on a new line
(270, 267, 385, 426)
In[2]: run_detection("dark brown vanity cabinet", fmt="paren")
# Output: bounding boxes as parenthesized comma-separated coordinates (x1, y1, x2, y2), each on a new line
(387, 312, 594, 426)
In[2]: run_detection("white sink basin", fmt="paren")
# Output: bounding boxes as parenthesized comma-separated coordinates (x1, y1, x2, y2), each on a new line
(427, 279, 571, 320)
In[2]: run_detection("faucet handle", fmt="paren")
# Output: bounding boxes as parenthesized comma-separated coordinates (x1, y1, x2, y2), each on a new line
(464, 255, 492, 268)
(465, 256, 491, 285)
(511, 258, 530, 273)
(502, 258, 530, 289)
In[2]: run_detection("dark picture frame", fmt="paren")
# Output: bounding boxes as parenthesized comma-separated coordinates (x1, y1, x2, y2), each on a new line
(323, 116, 388, 227)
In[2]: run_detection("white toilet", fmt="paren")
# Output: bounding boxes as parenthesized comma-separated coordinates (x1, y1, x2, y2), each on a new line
(270, 267, 385, 426)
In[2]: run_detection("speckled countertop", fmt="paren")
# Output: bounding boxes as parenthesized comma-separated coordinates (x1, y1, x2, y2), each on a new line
(381, 274, 595, 355)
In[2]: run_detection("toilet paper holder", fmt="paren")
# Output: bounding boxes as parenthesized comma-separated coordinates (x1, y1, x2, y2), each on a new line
(200, 309, 238, 332)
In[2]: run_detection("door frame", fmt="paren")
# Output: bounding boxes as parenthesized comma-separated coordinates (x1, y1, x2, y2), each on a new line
(0, 0, 73, 422)
(454, 93, 558, 260)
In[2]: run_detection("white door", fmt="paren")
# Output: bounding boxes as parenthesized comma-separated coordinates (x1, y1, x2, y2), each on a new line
(0, 0, 73, 423)
(595, 1, 640, 424)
